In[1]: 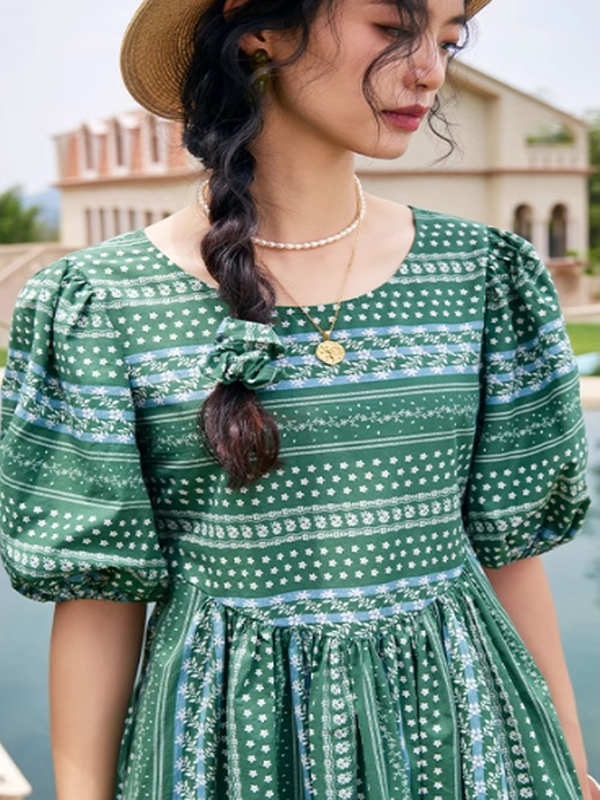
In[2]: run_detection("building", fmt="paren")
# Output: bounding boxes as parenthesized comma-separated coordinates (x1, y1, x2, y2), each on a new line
(355, 62, 590, 266)
(55, 112, 196, 246)
(54, 62, 591, 274)
(0, 61, 595, 348)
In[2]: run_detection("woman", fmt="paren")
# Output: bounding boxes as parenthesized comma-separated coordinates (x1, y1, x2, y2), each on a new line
(0, 0, 596, 798)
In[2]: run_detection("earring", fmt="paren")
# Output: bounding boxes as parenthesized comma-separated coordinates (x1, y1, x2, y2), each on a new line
(250, 48, 271, 97)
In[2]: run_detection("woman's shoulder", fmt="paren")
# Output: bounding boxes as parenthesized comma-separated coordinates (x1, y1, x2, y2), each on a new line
(411, 206, 528, 252)
(409, 206, 526, 247)
(10, 230, 225, 355)
(46, 228, 180, 285)
(21, 228, 218, 309)
(409, 206, 544, 277)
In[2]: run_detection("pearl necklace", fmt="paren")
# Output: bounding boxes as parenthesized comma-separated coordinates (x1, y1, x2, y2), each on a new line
(197, 175, 366, 250)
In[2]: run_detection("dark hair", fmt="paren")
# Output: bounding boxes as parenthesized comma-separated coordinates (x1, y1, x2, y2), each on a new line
(182, 0, 472, 489)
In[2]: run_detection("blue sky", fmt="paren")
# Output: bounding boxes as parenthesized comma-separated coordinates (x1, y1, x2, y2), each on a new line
(0, 0, 598, 194)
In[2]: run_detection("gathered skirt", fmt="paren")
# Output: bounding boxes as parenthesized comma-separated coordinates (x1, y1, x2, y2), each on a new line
(116, 556, 582, 800)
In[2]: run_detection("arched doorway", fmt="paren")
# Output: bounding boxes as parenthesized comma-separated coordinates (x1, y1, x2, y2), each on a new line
(513, 204, 533, 242)
(549, 204, 568, 257)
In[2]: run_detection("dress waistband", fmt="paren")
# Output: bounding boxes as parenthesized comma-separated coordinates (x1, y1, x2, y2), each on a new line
(177, 564, 466, 632)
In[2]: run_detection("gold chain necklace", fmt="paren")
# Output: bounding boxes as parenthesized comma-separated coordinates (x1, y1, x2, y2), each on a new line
(261, 217, 362, 365)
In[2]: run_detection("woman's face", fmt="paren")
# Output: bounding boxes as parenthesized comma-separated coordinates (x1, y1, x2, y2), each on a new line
(262, 0, 467, 160)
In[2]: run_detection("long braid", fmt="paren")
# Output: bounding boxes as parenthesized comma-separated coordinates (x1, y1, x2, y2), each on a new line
(197, 164, 283, 487)
(179, 0, 464, 488)
(182, 2, 282, 487)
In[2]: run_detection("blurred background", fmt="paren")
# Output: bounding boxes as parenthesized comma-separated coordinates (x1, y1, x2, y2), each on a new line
(0, 0, 599, 797)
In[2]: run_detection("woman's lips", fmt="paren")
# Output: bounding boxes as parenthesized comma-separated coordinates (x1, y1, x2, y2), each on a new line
(382, 105, 429, 132)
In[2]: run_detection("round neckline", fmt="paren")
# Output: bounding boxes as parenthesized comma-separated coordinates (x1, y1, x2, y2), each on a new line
(139, 205, 420, 312)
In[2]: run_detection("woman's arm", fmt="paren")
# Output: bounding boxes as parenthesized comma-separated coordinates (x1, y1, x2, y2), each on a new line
(483, 556, 596, 800)
(50, 599, 147, 800)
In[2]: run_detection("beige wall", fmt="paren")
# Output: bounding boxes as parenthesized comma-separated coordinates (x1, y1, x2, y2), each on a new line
(492, 92, 587, 171)
(453, 65, 588, 171)
(60, 171, 496, 250)
(60, 168, 589, 259)
(355, 67, 587, 175)
(360, 173, 491, 223)
(60, 178, 201, 247)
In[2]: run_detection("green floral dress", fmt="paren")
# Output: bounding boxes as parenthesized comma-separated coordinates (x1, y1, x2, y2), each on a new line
(0, 208, 589, 800)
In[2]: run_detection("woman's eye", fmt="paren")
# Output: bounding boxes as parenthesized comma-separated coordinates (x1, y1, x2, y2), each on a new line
(440, 41, 462, 55)
(378, 26, 412, 39)
(378, 26, 463, 54)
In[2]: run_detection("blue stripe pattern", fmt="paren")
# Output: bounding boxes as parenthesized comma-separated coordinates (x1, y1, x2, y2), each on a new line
(118, 322, 484, 366)
(124, 344, 212, 365)
(268, 598, 437, 627)
(129, 368, 202, 389)
(289, 632, 313, 800)
(216, 566, 463, 610)
(445, 618, 487, 800)
(2, 389, 135, 422)
(279, 342, 480, 368)
(266, 364, 481, 393)
(4, 357, 131, 397)
(490, 342, 572, 383)
(485, 363, 578, 405)
(278, 321, 484, 344)
(172, 612, 202, 800)
(195, 609, 225, 800)
(483, 318, 566, 362)
(12, 406, 136, 444)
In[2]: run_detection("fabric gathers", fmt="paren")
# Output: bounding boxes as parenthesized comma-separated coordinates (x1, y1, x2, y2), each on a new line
(206, 316, 287, 390)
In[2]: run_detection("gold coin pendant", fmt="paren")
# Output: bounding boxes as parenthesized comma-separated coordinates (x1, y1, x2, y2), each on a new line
(315, 339, 345, 365)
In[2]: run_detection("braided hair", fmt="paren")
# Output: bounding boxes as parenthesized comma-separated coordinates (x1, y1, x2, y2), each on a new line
(181, 0, 470, 488)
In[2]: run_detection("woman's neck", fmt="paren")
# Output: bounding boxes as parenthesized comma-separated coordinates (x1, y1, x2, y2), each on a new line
(250, 116, 358, 245)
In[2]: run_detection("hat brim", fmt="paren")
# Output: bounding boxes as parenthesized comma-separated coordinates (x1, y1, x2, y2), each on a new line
(120, 0, 493, 121)
(121, 0, 213, 120)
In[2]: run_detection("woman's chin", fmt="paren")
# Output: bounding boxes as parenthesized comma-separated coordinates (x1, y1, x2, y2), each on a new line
(353, 137, 413, 162)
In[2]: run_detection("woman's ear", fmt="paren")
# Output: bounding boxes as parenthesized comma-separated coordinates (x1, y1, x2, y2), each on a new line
(222, 0, 273, 57)
(237, 30, 271, 57)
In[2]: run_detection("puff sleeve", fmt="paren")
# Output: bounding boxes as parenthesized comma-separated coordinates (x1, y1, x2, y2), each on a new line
(463, 229, 590, 568)
(0, 258, 169, 602)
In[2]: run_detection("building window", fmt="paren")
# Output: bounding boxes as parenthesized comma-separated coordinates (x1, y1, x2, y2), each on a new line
(114, 120, 126, 167)
(513, 204, 533, 242)
(113, 208, 121, 236)
(162, 211, 171, 220)
(128, 209, 137, 231)
(99, 208, 107, 241)
(145, 210, 154, 227)
(85, 209, 94, 245)
(148, 116, 162, 163)
(549, 204, 568, 258)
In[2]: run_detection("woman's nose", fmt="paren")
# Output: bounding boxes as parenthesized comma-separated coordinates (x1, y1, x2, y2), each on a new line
(404, 37, 448, 92)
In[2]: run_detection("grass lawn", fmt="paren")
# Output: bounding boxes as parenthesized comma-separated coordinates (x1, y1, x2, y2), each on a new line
(0, 348, 6, 368)
(565, 323, 600, 356)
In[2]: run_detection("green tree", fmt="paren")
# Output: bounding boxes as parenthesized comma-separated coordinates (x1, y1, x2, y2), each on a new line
(0, 186, 44, 244)
(587, 110, 600, 264)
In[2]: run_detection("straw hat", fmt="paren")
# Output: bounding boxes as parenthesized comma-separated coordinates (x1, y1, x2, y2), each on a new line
(121, 0, 493, 121)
